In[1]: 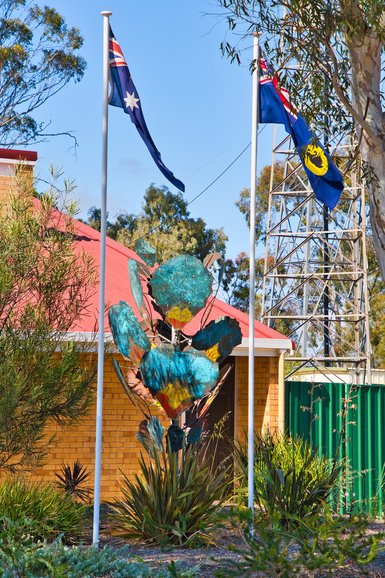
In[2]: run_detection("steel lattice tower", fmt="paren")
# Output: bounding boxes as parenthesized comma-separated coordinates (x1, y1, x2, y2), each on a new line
(261, 134, 372, 384)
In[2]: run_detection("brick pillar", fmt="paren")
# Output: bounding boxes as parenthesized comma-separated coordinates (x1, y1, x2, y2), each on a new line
(0, 149, 37, 202)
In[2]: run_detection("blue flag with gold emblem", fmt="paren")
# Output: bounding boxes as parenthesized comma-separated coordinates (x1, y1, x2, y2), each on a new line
(108, 26, 185, 193)
(259, 57, 343, 209)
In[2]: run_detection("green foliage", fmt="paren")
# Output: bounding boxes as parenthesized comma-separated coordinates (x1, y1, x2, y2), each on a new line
(0, 169, 96, 471)
(109, 443, 230, 547)
(0, 477, 86, 542)
(55, 460, 93, 503)
(222, 252, 264, 313)
(0, 530, 200, 577)
(0, 0, 86, 146)
(85, 185, 228, 263)
(217, 506, 382, 578)
(234, 431, 342, 525)
(82, 206, 138, 242)
(222, 164, 302, 317)
(235, 163, 288, 238)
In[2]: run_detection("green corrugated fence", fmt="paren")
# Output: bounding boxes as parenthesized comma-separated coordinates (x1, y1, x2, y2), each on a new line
(285, 381, 385, 517)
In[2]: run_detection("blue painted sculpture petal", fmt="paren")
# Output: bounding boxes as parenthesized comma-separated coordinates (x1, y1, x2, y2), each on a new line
(108, 301, 151, 364)
(187, 422, 203, 445)
(191, 316, 243, 364)
(135, 238, 157, 267)
(139, 344, 219, 418)
(128, 259, 145, 314)
(150, 255, 212, 329)
(166, 424, 184, 452)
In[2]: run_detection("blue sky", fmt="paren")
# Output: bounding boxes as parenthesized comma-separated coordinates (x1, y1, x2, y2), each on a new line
(31, 1, 275, 259)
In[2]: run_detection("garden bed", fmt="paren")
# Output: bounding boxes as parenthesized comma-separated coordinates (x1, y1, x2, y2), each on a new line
(96, 518, 385, 577)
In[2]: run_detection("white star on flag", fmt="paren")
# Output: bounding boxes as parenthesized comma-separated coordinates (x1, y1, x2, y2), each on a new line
(124, 91, 139, 110)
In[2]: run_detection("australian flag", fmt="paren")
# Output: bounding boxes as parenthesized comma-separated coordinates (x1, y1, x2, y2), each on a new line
(259, 57, 343, 209)
(109, 27, 185, 192)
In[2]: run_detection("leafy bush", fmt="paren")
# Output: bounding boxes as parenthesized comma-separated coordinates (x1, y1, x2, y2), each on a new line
(109, 443, 230, 547)
(234, 430, 342, 524)
(55, 460, 93, 503)
(217, 506, 382, 578)
(0, 531, 200, 577)
(0, 477, 86, 542)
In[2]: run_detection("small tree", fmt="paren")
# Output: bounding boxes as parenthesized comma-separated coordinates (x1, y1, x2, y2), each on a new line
(0, 168, 96, 471)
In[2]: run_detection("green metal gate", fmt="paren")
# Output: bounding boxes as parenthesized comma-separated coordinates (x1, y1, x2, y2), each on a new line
(285, 381, 385, 516)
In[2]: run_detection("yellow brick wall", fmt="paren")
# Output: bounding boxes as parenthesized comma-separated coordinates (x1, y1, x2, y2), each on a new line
(31, 354, 168, 502)
(235, 356, 279, 443)
(0, 169, 34, 201)
(31, 353, 279, 502)
(0, 174, 12, 197)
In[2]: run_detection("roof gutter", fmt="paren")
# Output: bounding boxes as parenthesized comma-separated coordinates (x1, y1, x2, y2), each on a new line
(63, 332, 292, 356)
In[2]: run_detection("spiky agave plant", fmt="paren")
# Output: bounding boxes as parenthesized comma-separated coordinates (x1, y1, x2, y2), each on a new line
(55, 460, 93, 503)
(109, 440, 231, 547)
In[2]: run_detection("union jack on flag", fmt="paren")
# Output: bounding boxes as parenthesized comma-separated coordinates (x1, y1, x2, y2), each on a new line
(258, 52, 343, 210)
(108, 26, 185, 193)
(109, 35, 126, 68)
(259, 58, 298, 122)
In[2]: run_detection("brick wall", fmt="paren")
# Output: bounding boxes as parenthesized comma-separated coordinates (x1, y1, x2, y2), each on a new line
(31, 353, 280, 502)
(0, 174, 12, 198)
(31, 353, 168, 502)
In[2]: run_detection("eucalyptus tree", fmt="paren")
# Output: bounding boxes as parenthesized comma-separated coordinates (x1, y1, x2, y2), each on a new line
(0, 0, 85, 146)
(217, 0, 385, 278)
(85, 185, 228, 264)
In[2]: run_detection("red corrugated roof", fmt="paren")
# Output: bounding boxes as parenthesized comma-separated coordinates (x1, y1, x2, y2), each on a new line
(66, 212, 289, 342)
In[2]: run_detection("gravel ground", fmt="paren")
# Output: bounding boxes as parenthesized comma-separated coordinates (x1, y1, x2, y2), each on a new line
(97, 520, 385, 577)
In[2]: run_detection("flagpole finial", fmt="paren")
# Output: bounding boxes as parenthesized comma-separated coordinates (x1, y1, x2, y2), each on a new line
(101, 11, 112, 17)
(252, 31, 261, 38)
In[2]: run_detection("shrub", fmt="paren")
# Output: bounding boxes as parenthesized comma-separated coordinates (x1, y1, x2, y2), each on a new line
(0, 532, 200, 577)
(0, 477, 86, 542)
(216, 506, 382, 578)
(109, 443, 230, 547)
(55, 460, 93, 503)
(234, 430, 342, 524)
(0, 175, 97, 473)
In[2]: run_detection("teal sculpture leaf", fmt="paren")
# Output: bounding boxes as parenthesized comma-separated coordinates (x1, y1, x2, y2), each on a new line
(135, 238, 157, 267)
(191, 316, 242, 364)
(108, 301, 151, 364)
(136, 417, 164, 455)
(150, 255, 212, 329)
(147, 416, 164, 452)
(128, 259, 145, 314)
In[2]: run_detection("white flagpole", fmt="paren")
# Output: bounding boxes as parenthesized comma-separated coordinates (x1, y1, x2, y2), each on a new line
(93, 9, 112, 547)
(248, 31, 260, 532)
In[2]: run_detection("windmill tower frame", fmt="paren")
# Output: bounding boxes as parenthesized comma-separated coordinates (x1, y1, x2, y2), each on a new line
(261, 134, 372, 384)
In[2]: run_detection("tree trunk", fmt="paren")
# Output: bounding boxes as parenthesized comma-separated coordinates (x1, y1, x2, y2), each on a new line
(348, 31, 385, 278)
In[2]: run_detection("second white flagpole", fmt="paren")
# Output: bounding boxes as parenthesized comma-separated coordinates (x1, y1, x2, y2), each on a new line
(248, 31, 260, 532)
(93, 9, 112, 547)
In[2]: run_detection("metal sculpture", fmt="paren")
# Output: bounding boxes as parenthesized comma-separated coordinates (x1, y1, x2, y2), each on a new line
(108, 244, 242, 453)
